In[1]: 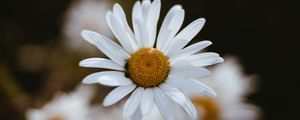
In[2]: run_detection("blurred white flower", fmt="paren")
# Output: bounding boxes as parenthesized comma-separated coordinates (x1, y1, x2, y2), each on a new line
(26, 85, 95, 120)
(63, 0, 113, 53)
(193, 56, 261, 120)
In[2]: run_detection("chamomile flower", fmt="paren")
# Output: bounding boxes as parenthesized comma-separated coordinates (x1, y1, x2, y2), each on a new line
(63, 0, 113, 52)
(193, 56, 261, 120)
(79, 0, 223, 119)
(26, 85, 95, 120)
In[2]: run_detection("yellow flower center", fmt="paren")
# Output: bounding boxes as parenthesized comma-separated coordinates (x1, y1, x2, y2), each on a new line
(126, 48, 170, 88)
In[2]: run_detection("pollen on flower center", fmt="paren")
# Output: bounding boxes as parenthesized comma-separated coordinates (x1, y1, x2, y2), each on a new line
(126, 48, 170, 88)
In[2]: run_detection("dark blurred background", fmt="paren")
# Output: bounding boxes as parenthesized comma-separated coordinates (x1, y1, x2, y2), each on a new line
(1, 0, 299, 120)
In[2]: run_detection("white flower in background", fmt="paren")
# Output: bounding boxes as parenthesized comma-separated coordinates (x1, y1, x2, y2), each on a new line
(79, 0, 223, 119)
(26, 85, 95, 120)
(192, 56, 261, 120)
(63, 0, 113, 53)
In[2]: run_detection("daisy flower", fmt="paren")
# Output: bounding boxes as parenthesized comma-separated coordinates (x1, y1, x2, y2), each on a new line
(63, 0, 113, 53)
(26, 85, 95, 120)
(79, 0, 223, 119)
(192, 56, 261, 120)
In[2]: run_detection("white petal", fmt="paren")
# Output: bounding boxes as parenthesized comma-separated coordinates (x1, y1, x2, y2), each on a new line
(160, 84, 185, 105)
(123, 87, 143, 118)
(130, 107, 143, 120)
(145, 0, 161, 47)
(113, 4, 137, 49)
(82, 71, 132, 86)
(170, 40, 212, 59)
(142, 0, 151, 16)
(183, 96, 198, 119)
(132, 0, 161, 48)
(187, 52, 224, 66)
(153, 88, 174, 120)
(103, 85, 136, 107)
(132, 1, 143, 47)
(160, 84, 197, 119)
(168, 99, 192, 120)
(79, 58, 124, 71)
(167, 77, 217, 97)
(106, 12, 138, 53)
(140, 88, 154, 115)
(191, 78, 217, 97)
(113, 4, 126, 22)
(161, 10, 185, 52)
(81, 30, 130, 65)
(157, 5, 184, 52)
(170, 60, 210, 79)
(215, 57, 225, 63)
(134, 18, 149, 48)
(166, 18, 206, 57)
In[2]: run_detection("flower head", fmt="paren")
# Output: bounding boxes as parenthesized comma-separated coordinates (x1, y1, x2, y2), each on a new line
(193, 56, 261, 120)
(63, 0, 113, 53)
(79, 0, 223, 119)
(26, 85, 95, 120)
